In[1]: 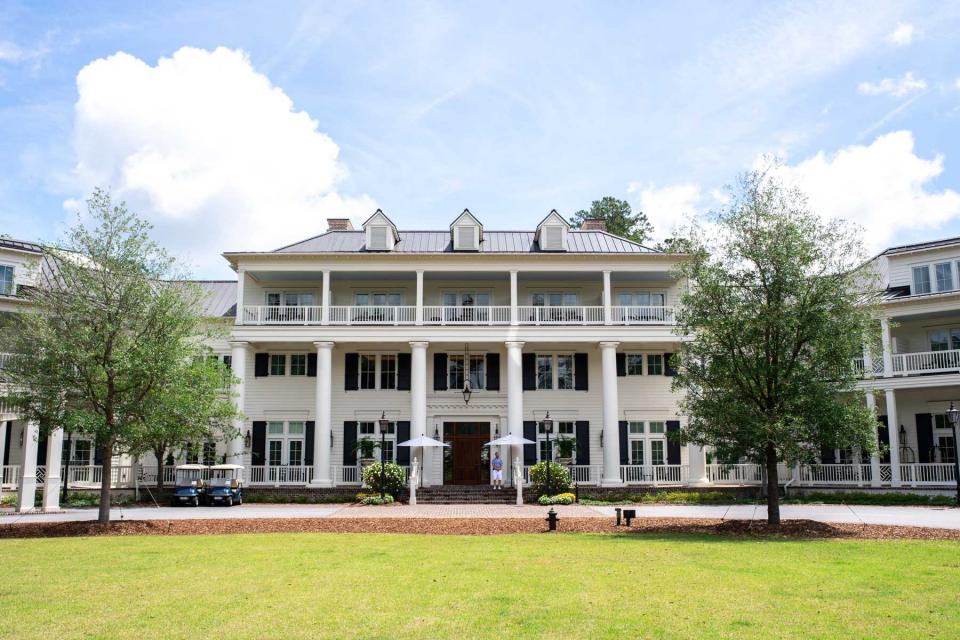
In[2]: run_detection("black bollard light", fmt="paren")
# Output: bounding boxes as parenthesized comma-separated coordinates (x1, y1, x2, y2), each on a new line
(623, 509, 636, 526)
(614, 507, 622, 526)
(545, 507, 559, 531)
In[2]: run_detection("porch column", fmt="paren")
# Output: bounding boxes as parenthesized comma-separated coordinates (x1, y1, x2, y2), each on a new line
(866, 392, 881, 487)
(310, 341, 335, 486)
(885, 389, 902, 486)
(227, 341, 248, 463)
(415, 270, 424, 326)
(687, 444, 708, 484)
(600, 341, 624, 486)
(236, 268, 245, 325)
(410, 341, 428, 484)
(16, 421, 39, 513)
(42, 428, 64, 511)
(0, 421, 6, 496)
(880, 318, 894, 377)
(506, 341, 525, 469)
(509, 270, 519, 326)
(603, 270, 612, 326)
(321, 269, 331, 326)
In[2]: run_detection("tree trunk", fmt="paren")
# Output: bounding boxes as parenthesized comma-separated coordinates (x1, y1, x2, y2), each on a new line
(765, 443, 780, 527)
(97, 441, 113, 524)
(154, 447, 166, 490)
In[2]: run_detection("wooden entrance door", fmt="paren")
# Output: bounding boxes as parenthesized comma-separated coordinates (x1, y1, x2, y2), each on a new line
(445, 422, 490, 485)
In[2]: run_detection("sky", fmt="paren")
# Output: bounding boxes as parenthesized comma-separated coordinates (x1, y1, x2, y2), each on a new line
(1, 0, 960, 278)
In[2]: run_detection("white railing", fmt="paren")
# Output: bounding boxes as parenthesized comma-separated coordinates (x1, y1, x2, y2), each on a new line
(611, 306, 676, 325)
(334, 464, 362, 485)
(516, 306, 605, 325)
(329, 305, 417, 325)
(569, 464, 603, 485)
(247, 465, 313, 486)
(800, 464, 870, 486)
(706, 463, 765, 484)
(422, 305, 512, 325)
(1, 464, 19, 488)
(620, 464, 686, 485)
(243, 305, 323, 325)
(852, 357, 885, 377)
(893, 349, 960, 376)
(135, 465, 177, 486)
(0, 352, 14, 370)
(900, 463, 956, 485)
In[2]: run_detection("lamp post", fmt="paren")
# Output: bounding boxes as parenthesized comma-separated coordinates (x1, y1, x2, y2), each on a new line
(542, 411, 554, 497)
(378, 411, 389, 501)
(944, 402, 960, 506)
(61, 431, 73, 503)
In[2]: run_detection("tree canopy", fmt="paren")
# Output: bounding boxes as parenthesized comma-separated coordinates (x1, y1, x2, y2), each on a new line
(569, 196, 653, 244)
(671, 169, 881, 525)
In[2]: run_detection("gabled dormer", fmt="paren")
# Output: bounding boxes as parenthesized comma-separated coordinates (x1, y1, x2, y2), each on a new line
(450, 209, 483, 251)
(536, 210, 570, 252)
(363, 209, 400, 251)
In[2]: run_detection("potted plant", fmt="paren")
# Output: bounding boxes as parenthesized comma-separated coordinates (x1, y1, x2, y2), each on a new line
(556, 437, 576, 466)
(353, 438, 380, 468)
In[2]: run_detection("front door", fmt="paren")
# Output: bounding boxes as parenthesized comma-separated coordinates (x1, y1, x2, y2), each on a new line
(444, 422, 490, 485)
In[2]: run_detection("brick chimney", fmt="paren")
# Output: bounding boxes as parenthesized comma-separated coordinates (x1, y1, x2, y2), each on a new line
(326, 218, 354, 231)
(581, 218, 607, 232)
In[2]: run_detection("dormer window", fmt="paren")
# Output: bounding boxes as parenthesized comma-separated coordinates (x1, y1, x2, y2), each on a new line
(370, 226, 389, 250)
(362, 209, 400, 252)
(450, 209, 482, 251)
(535, 210, 570, 252)
(457, 226, 476, 250)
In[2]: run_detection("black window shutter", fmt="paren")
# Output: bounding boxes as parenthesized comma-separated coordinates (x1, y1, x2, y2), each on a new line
(575, 421, 590, 465)
(619, 421, 629, 465)
(94, 443, 104, 466)
(666, 420, 681, 465)
(485, 353, 500, 391)
(307, 353, 317, 377)
(344, 353, 359, 391)
(916, 413, 934, 463)
(2, 422, 10, 466)
(254, 353, 269, 377)
(434, 353, 448, 391)
(397, 353, 411, 390)
(574, 353, 588, 390)
(522, 353, 536, 390)
(252, 421, 266, 466)
(36, 433, 47, 466)
(877, 415, 890, 463)
(523, 421, 538, 465)
(664, 352, 676, 376)
(343, 421, 358, 466)
(396, 421, 411, 465)
(304, 421, 315, 466)
(820, 446, 836, 464)
(616, 353, 626, 377)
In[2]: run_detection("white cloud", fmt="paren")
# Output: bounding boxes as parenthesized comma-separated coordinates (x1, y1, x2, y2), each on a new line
(68, 46, 375, 275)
(772, 131, 960, 253)
(888, 22, 915, 46)
(0, 41, 22, 62)
(857, 72, 927, 98)
(628, 181, 702, 240)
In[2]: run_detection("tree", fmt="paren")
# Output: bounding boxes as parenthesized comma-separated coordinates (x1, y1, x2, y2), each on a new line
(128, 355, 239, 489)
(671, 168, 881, 525)
(2, 189, 236, 523)
(569, 196, 653, 244)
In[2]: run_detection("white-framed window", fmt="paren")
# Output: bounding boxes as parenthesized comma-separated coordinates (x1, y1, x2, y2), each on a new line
(536, 355, 553, 390)
(223, 355, 233, 370)
(913, 265, 932, 294)
(441, 291, 491, 307)
(626, 354, 643, 376)
(627, 421, 667, 466)
(623, 353, 663, 376)
(557, 355, 574, 390)
(267, 421, 306, 467)
(359, 354, 377, 389)
(616, 291, 666, 307)
(647, 354, 664, 375)
(536, 421, 574, 461)
(533, 354, 577, 390)
(380, 354, 397, 389)
(355, 353, 400, 390)
(355, 292, 402, 306)
(935, 262, 954, 292)
(531, 292, 578, 306)
(62, 438, 94, 465)
(929, 329, 960, 352)
(449, 354, 485, 390)
(269, 354, 286, 376)
(290, 354, 307, 376)
(370, 226, 389, 250)
(0, 265, 13, 296)
(357, 420, 396, 462)
(266, 291, 315, 306)
(457, 226, 477, 250)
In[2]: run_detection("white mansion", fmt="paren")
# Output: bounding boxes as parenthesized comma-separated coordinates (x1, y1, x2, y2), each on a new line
(1, 211, 959, 510)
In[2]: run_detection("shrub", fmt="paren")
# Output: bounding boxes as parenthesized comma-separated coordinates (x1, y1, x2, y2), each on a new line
(538, 492, 576, 505)
(359, 494, 395, 506)
(528, 461, 571, 496)
(360, 462, 406, 498)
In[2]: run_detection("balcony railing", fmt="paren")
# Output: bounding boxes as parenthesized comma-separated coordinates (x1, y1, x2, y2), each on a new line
(243, 305, 323, 324)
(329, 305, 417, 325)
(422, 305, 511, 325)
(855, 348, 960, 378)
(611, 306, 676, 325)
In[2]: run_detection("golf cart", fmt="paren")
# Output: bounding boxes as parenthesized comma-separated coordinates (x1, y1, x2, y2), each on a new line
(207, 464, 244, 507)
(171, 464, 208, 507)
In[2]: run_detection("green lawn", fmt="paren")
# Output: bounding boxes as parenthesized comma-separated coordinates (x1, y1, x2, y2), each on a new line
(1, 533, 958, 639)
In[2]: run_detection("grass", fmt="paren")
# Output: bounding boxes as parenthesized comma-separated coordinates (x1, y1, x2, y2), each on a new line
(0, 533, 958, 639)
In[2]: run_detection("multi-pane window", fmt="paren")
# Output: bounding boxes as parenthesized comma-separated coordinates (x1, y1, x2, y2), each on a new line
(290, 354, 307, 376)
(628, 421, 666, 466)
(355, 292, 402, 306)
(267, 421, 305, 467)
(630, 440, 644, 465)
(356, 421, 396, 462)
(626, 354, 643, 376)
(380, 355, 397, 389)
(536, 355, 553, 390)
(269, 354, 286, 376)
(203, 442, 217, 466)
(650, 441, 665, 465)
(0, 265, 13, 296)
(442, 292, 490, 306)
(617, 292, 666, 306)
(62, 438, 93, 465)
(648, 421, 665, 434)
(647, 354, 664, 376)
(356, 354, 400, 390)
(532, 292, 578, 306)
(448, 354, 485, 390)
(929, 329, 960, 352)
(359, 355, 377, 389)
(624, 354, 663, 375)
(939, 436, 956, 463)
(557, 355, 574, 389)
(913, 266, 932, 294)
(266, 292, 315, 306)
(223, 355, 232, 370)
(936, 263, 954, 292)
(837, 448, 854, 465)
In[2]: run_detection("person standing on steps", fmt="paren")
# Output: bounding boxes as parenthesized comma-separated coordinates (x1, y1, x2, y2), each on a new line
(491, 451, 504, 490)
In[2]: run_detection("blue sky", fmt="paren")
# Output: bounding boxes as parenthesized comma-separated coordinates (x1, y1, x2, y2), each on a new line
(2, 1, 960, 277)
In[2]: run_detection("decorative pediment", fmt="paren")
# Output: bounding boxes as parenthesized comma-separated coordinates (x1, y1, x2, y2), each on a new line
(535, 209, 570, 251)
(450, 209, 483, 251)
(362, 209, 400, 251)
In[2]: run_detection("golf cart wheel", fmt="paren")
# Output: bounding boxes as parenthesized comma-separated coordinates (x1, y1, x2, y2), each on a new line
(192, 496, 199, 507)
(226, 496, 233, 507)
(236, 495, 242, 506)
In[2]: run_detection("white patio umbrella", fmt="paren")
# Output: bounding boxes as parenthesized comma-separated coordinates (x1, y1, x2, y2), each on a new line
(484, 434, 535, 447)
(397, 436, 450, 487)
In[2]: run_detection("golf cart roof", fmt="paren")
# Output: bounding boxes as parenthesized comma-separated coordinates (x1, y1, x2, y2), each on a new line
(175, 464, 208, 470)
(210, 464, 244, 470)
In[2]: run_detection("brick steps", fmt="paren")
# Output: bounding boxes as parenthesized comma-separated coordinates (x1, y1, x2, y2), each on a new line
(413, 485, 520, 504)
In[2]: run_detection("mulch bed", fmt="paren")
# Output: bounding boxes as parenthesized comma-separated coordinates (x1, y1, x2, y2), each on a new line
(1, 517, 959, 540)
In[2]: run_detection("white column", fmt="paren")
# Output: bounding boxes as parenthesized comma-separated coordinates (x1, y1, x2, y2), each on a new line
(42, 428, 64, 511)
(603, 270, 612, 326)
(415, 270, 424, 326)
(0, 421, 6, 502)
(509, 270, 519, 326)
(506, 341, 525, 470)
(880, 318, 893, 377)
(410, 341, 428, 484)
(600, 341, 624, 486)
(16, 422, 39, 513)
(227, 341, 248, 463)
(687, 444, 708, 484)
(321, 269, 331, 326)
(236, 269, 245, 325)
(310, 341, 335, 486)
(866, 392, 881, 487)
(885, 389, 902, 486)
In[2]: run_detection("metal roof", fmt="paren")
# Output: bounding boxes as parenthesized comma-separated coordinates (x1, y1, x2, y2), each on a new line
(273, 230, 657, 254)
(880, 236, 960, 256)
(186, 280, 237, 318)
(0, 238, 43, 253)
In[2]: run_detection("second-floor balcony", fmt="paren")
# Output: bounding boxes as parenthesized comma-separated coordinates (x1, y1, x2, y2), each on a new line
(240, 304, 676, 327)
(855, 348, 960, 379)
